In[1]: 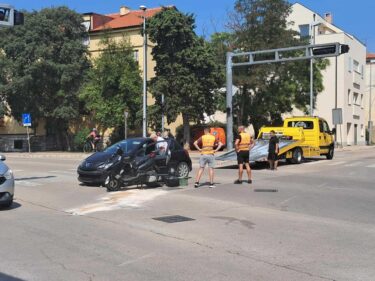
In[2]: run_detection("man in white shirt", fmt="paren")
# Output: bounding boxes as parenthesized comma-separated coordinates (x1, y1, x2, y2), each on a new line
(150, 133, 168, 155)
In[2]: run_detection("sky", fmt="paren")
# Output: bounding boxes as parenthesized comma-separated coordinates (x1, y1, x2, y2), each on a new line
(4, 0, 375, 52)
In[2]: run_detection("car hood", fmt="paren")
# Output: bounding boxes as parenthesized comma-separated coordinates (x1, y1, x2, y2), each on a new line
(80, 151, 133, 170)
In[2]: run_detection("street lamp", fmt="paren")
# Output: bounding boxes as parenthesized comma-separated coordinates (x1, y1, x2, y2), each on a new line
(140, 5, 147, 137)
(309, 17, 322, 116)
(369, 59, 375, 144)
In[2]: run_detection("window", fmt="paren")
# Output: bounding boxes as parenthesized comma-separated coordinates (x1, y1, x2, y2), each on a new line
(288, 121, 314, 129)
(0, 7, 10, 22)
(348, 89, 351, 105)
(353, 60, 360, 73)
(348, 57, 352, 72)
(361, 94, 364, 108)
(323, 121, 330, 133)
(353, 92, 359, 105)
(361, 124, 364, 137)
(82, 21, 91, 46)
(319, 120, 324, 132)
(299, 24, 310, 38)
(133, 50, 139, 62)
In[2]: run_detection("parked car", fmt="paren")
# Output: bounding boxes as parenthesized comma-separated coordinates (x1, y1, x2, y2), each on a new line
(0, 155, 15, 208)
(77, 138, 192, 185)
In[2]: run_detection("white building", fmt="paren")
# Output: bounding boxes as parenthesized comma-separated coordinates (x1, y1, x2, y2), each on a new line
(365, 53, 375, 143)
(287, 3, 367, 146)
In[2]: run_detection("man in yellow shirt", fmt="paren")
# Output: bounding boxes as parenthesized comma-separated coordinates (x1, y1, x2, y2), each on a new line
(234, 126, 254, 184)
(194, 127, 223, 188)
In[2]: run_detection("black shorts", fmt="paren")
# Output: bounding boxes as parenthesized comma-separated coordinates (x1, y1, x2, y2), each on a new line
(268, 152, 278, 161)
(237, 150, 250, 164)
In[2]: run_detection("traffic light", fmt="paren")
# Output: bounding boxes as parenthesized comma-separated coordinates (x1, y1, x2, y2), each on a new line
(312, 44, 337, 56)
(312, 43, 350, 57)
(340, 44, 350, 54)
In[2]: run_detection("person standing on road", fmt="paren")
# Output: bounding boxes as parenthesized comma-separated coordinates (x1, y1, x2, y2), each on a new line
(268, 130, 279, 170)
(234, 126, 254, 184)
(194, 127, 223, 188)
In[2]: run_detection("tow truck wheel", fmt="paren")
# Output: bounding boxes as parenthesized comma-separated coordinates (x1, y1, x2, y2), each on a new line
(291, 147, 303, 164)
(326, 146, 334, 160)
(105, 175, 121, 192)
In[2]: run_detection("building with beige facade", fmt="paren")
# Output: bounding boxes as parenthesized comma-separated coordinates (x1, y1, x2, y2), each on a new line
(366, 53, 375, 143)
(287, 3, 367, 146)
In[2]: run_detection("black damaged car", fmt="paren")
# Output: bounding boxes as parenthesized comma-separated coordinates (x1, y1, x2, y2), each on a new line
(77, 138, 192, 186)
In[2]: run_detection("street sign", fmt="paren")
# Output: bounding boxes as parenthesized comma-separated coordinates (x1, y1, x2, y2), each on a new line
(332, 108, 343, 125)
(22, 113, 31, 127)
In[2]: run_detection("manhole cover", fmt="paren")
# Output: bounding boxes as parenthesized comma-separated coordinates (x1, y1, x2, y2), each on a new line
(153, 215, 195, 223)
(254, 189, 278, 192)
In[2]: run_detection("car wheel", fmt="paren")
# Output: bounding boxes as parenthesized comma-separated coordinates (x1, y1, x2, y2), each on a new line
(3, 197, 13, 208)
(176, 162, 189, 178)
(105, 175, 121, 192)
(291, 147, 303, 164)
(326, 146, 334, 160)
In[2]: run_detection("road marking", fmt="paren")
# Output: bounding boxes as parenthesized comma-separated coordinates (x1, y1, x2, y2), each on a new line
(118, 253, 154, 267)
(279, 196, 297, 205)
(48, 170, 76, 175)
(366, 164, 375, 168)
(68, 189, 167, 215)
(12, 169, 24, 172)
(304, 161, 322, 165)
(327, 161, 347, 166)
(15, 180, 42, 187)
(344, 161, 363, 167)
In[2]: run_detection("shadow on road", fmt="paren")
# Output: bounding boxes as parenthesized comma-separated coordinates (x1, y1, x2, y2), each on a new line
(15, 176, 56, 181)
(0, 202, 22, 211)
(0, 273, 26, 281)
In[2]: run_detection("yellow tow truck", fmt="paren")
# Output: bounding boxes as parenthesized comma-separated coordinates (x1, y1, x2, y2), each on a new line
(216, 116, 335, 166)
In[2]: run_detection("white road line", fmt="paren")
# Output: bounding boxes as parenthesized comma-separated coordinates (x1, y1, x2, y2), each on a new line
(48, 170, 76, 175)
(327, 161, 347, 166)
(118, 253, 154, 267)
(12, 169, 24, 172)
(344, 161, 363, 167)
(366, 164, 375, 168)
(15, 180, 42, 187)
(304, 161, 322, 165)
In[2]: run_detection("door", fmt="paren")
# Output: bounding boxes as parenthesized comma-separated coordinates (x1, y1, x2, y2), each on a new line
(354, 124, 358, 145)
(318, 120, 329, 153)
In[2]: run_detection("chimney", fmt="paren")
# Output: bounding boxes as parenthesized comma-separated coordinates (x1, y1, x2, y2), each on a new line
(324, 12, 333, 24)
(120, 6, 131, 16)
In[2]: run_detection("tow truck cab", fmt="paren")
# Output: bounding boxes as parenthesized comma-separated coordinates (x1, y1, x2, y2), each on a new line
(283, 116, 335, 160)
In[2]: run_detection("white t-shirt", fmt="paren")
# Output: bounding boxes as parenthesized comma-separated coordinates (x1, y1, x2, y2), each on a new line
(156, 136, 168, 152)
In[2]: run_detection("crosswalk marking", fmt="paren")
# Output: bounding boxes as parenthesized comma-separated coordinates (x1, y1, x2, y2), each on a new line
(366, 164, 375, 168)
(15, 180, 42, 187)
(48, 170, 76, 175)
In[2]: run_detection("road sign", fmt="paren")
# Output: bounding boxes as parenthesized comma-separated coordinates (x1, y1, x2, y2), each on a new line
(22, 113, 31, 127)
(332, 108, 343, 125)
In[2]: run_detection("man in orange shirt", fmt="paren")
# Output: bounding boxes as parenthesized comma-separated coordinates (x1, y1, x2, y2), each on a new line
(234, 126, 254, 184)
(194, 127, 223, 188)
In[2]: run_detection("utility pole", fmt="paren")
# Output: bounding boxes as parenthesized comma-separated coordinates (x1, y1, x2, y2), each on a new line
(161, 94, 165, 132)
(140, 5, 147, 137)
(369, 60, 374, 144)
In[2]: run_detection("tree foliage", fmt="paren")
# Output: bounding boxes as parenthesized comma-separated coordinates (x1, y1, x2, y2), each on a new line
(146, 8, 223, 145)
(79, 37, 142, 132)
(0, 7, 90, 147)
(213, 0, 328, 134)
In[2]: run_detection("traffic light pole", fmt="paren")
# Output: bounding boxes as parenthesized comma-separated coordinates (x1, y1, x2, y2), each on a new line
(225, 42, 349, 150)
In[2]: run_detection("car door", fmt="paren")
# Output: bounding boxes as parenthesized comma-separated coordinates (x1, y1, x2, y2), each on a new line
(323, 121, 333, 146)
(319, 119, 330, 152)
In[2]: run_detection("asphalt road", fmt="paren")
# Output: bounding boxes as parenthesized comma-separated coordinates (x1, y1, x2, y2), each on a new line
(1, 147, 375, 281)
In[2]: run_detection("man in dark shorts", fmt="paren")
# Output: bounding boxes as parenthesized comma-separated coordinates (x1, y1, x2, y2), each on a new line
(234, 126, 254, 184)
(268, 130, 279, 170)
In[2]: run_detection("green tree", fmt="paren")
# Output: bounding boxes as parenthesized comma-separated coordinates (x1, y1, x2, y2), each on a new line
(0, 7, 90, 150)
(147, 8, 223, 146)
(224, 0, 328, 134)
(79, 37, 142, 133)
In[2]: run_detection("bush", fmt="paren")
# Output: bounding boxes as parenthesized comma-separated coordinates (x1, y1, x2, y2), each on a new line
(73, 128, 90, 151)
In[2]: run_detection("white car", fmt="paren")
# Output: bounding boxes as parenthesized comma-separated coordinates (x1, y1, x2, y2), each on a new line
(0, 155, 14, 208)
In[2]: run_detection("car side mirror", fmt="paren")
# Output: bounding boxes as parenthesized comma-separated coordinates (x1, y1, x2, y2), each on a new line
(331, 128, 336, 135)
(0, 155, 6, 161)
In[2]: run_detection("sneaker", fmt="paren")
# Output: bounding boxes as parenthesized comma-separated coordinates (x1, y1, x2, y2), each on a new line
(209, 183, 216, 188)
(247, 179, 252, 184)
(194, 182, 199, 188)
(234, 179, 242, 184)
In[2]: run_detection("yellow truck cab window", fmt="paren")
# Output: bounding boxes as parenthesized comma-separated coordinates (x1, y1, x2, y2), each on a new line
(288, 121, 314, 129)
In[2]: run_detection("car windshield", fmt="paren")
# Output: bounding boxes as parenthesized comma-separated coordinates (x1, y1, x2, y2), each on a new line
(104, 139, 143, 154)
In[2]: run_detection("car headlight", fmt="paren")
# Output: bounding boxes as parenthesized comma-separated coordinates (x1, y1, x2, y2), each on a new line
(4, 169, 13, 180)
(98, 162, 113, 170)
